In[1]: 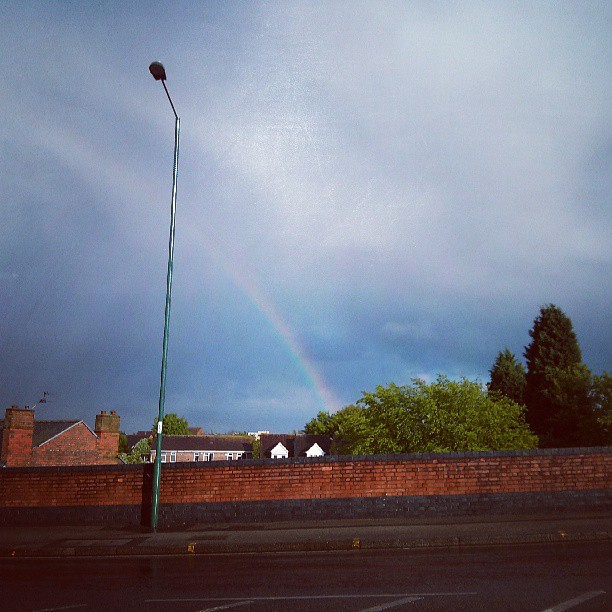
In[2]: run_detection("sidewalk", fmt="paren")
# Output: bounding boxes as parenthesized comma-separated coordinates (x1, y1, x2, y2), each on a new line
(1, 511, 610, 558)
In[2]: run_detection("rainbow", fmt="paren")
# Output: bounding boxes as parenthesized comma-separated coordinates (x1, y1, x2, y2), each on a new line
(186, 227, 339, 413)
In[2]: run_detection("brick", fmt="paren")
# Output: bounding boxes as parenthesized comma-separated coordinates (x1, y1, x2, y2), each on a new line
(1, 448, 611, 526)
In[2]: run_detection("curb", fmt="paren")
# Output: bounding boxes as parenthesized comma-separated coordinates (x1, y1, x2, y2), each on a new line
(1, 530, 609, 558)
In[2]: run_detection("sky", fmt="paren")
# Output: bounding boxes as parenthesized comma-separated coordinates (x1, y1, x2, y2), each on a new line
(1, 1, 610, 435)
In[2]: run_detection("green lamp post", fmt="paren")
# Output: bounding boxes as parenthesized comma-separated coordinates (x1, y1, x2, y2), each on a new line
(149, 61, 180, 533)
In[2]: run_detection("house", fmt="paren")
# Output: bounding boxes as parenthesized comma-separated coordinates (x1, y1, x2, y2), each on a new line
(0, 405, 121, 467)
(259, 434, 331, 459)
(247, 430, 270, 440)
(125, 430, 152, 451)
(149, 434, 254, 463)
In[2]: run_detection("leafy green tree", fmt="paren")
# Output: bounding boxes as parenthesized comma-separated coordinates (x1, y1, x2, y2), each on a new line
(151, 413, 191, 436)
(303, 404, 369, 454)
(303, 410, 336, 437)
(592, 372, 611, 444)
(354, 376, 537, 454)
(118, 432, 130, 454)
(119, 437, 151, 464)
(305, 377, 538, 455)
(523, 304, 605, 447)
(488, 349, 526, 405)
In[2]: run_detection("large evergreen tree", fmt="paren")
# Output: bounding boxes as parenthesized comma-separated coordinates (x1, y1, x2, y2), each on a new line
(523, 304, 602, 447)
(540, 363, 607, 447)
(488, 348, 526, 405)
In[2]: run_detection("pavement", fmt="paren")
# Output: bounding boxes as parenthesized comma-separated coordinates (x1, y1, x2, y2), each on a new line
(1, 511, 611, 558)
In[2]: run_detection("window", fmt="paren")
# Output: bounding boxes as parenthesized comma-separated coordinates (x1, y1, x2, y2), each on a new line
(236, 452, 244, 459)
(225, 452, 234, 460)
(194, 453, 200, 462)
(161, 454, 167, 463)
(203, 452, 213, 461)
(170, 452, 176, 463)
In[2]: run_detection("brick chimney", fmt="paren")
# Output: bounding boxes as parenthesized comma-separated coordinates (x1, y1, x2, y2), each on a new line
(94, 410, 120, 459)
(1, 406, 35, 466)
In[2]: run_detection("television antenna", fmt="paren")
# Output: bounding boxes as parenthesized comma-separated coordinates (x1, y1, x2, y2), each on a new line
(30, 391, 49, 410)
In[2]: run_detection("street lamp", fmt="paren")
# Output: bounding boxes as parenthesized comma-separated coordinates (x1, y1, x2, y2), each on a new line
(149, 61, 180, 533)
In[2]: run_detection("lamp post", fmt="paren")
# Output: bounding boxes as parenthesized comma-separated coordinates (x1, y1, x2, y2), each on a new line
(149, 61, 180, 533)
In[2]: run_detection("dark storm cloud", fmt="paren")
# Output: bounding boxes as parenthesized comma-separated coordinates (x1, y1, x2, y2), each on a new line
(1, 2, 609, 433)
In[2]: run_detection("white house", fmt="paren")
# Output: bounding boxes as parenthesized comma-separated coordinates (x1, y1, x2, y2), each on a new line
(260, 434, 331, 459)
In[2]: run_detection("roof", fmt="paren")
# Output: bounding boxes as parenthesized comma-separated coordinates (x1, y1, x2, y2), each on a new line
(259, 434, 296, 457)
(0, 419, 88, 447)
(125, 433, 152, 450)
(294, 435, 332, 457)
(259, 434, 331, 458)
(156, 435, 253, 452)
(33, 420, 85, 446)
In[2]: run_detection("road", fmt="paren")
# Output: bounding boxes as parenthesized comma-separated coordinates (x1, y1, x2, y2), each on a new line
(1, 541, 610, 611)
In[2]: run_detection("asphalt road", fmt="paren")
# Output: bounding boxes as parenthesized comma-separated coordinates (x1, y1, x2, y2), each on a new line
(1, 541, 610, 611)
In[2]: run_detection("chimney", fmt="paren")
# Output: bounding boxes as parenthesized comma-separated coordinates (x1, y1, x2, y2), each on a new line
(95, 410, 121, 460)
(1, 406, 35, 466)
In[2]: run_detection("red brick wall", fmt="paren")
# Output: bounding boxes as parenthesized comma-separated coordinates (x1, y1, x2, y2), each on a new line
(0, 465, 143, 508)
(1, 449, 610, 510)
(31, 423, 110, 467)
(156, 452, 612, 504)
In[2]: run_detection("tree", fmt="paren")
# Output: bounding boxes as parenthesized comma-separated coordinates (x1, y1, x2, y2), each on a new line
(354, 376, 537, 454)
(524, 305, 582, 375)
(592, 372, 611, 444)
(118, 432, 130, 454)
(251, 437, 261, 459)
(303, 410, 336, 437)
(488, 348, 526, 405)
(151, 413, 191, 436)
(303, 405, 369, 455)
(523, 304, 597, 447)
(119, 437, 151, 464)
(539, 363, 608, 447)
(304, 376, 538, 455)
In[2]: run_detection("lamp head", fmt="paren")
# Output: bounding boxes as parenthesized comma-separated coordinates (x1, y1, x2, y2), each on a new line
(149, 62, 167, 81)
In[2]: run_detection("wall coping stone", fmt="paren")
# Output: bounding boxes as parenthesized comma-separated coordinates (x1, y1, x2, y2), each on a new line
(2, 445, 609, 474)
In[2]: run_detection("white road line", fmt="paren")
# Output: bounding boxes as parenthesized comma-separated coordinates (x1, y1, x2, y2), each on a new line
(32, 606, 87, 612)
(147, 592, 477, 603)
(358, 596, 424, 611)
(197, 602, 253, 612)
(542, 590, 606, 612)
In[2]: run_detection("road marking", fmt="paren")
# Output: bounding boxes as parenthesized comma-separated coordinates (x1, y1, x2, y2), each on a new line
(198, 602, 253, 612)
(358, 596, 424, 611)
(147, 592, 477, 603)
(542, 590, 605, 611)
(33, 606, 87, 612)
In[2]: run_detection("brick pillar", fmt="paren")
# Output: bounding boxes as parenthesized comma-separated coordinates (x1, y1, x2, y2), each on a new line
(95, 410, 120, 461)
(1, 406, 35, 466)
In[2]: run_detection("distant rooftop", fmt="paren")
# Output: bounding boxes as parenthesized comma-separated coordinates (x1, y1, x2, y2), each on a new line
(0, 419, 86, 447)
